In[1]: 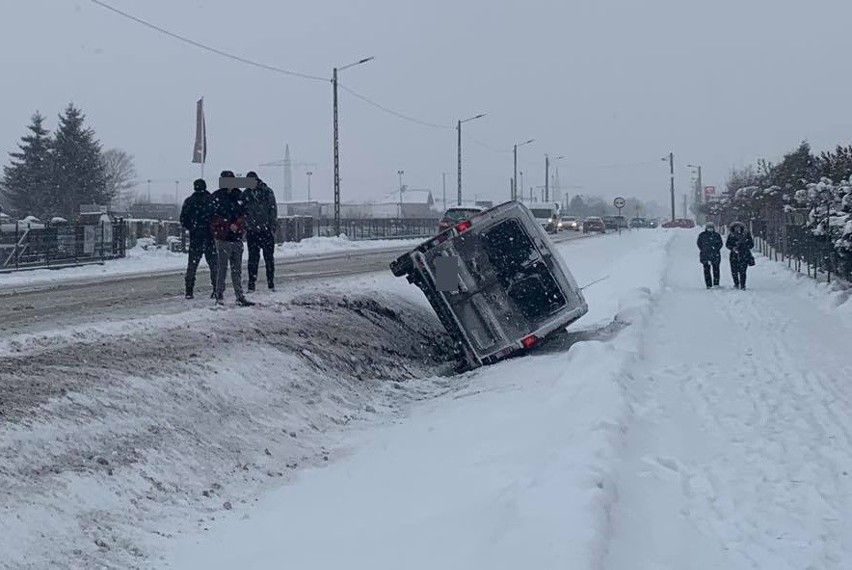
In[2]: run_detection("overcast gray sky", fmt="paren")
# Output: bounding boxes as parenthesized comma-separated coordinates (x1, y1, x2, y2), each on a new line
(4, 0, 852, 209)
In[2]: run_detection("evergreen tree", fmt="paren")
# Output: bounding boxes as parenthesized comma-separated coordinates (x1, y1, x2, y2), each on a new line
(51, 103, 108, 219)
(568, 195, 587, 216)
(1, 112, 53, 218)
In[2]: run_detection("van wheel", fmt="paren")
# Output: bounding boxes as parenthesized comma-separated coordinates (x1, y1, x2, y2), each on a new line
(390, 256, 414, 277)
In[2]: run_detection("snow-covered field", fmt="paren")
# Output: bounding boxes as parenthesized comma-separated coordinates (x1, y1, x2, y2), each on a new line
(2, 228, 852, 570)
(0, 236, 421, 289)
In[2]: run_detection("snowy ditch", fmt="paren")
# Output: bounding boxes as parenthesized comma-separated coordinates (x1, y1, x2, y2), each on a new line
(0, 287, 458, 569)
(0, 230, 676, 569)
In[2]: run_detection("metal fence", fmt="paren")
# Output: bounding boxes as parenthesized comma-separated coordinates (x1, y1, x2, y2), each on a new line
(749, 214, 852, 284)
(313, 217, 440, 240)
(0, 220, 127, 272)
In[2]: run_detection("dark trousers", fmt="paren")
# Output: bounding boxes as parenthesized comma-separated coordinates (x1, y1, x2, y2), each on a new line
(730, 259, 748, 289)
(247, 231, 275, 288)
(702, 260, 720, 287)
(185, 237, 218, 295)
(216, 240, 245, 301)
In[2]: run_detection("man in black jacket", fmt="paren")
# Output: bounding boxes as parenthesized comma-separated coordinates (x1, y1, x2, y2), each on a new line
(180, 178, 218, 299)
(696, 221, 723, 289)
(244, 171, 278, 291)
(211, 170, 254, 307)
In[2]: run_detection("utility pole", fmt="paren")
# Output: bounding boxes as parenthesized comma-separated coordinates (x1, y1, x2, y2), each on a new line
(683, 194, 688, 218)
(662, 152, 675, 221)
(457, 113, 486, 206)
(174, 180, 179, 205)
(333, 67, 340, 234)
(545, 156, 549, 203)
(147, 179, 151, 203)
(332, 56, 374, 236)
(520, 171, 524, 200)
(306, 171, 313, 201)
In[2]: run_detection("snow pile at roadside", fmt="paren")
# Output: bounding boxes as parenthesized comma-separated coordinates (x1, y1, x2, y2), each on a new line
(162, 231, 675, 570)
(751, 251, 852, 317)
(0, 275, 454, 570)
(0, 236, 421, 289)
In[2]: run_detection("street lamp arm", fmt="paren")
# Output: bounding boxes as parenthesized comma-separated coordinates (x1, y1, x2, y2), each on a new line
(337, 56, 375, 71)
(460, 113, 487, 124)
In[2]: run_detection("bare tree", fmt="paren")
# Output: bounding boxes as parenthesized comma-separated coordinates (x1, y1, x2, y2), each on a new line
(102, 148, 137, 210)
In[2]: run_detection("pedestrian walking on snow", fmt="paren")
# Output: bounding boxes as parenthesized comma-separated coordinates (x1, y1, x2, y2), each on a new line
(180, 178, 218, 299)
(726, 221, 755, 290)
(697, 221, 723, 289)
(211, 171, 254, 307)
(243, 171, 278, 292)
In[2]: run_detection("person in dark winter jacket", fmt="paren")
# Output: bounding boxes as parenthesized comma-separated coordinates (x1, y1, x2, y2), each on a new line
(243, 171, 278, 291)
(211, 171, 254, 307)
(696, 221, 723, 289)
(726, 221, 755, 290)
(180, 178, 218, 299)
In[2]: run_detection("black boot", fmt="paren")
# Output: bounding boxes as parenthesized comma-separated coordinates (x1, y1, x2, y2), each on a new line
(237, 297, 256, 307)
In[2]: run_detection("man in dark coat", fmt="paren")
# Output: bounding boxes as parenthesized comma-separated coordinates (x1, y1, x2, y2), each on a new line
(726, 221, 755, 290)
(211, 170, 254, 307)
(179, 178, 218, 299)
(243, 171, 278, 291)
(696, 221, 723, 289)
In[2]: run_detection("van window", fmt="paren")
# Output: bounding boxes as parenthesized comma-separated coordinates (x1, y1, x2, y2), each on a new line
(481, 219, 565, 320)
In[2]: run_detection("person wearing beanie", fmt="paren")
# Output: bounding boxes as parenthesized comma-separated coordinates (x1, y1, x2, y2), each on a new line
(211, 170, 254, 307)
(179, 178, 218, 299)
(696, 221, 723, 289)
(243, 171, 278, 292)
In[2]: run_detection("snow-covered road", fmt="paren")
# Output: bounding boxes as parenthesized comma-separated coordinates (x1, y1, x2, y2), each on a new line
(605, 232, 852, 569)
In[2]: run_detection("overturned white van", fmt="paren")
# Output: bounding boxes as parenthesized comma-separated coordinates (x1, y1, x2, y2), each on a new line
(390, 201, 588, 371)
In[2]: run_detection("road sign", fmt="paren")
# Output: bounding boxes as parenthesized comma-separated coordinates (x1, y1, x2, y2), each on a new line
(703, 186, 716, 200)
(613, 196, 626, 209)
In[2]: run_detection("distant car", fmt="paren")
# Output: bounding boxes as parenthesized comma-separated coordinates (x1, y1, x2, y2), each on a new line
(661, 218, 696, 229)
(583, 216, 606, 233)
(630, 217, 649, 228)
(648, 218, 659, 228)
(601, 216, 619, 231)
(560, 216, 580, 231)
(438, 206, 485, 233)
(615, 215, 628, 229)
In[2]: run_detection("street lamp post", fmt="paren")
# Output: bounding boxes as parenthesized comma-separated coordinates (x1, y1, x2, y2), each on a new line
(544, 155, 565, 203)
(457, 113, 486, 206)
(306, 171, 313, 201)
(661, 152, 675, 221)
(513, 139, 534, 201)
(174, 180, 179, 205)
(333, 56, 374, 236)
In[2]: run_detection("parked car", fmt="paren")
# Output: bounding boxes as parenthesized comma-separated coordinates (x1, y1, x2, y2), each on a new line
(601, 216, 619, 231)
(583, 216, 606, 233)
(648, 218, 659, 228)
(438, 206, 485, 233)
(629, 217, 649, 228)
(661, 218, 696, 229)
(391, 201, 588, 372)
(560, 216, 580, 231)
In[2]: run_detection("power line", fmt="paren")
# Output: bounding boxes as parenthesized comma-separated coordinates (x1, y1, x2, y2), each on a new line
(337, 84, 453, 130)
(464, 135, 512, 154)
(89, 0, 329, 83)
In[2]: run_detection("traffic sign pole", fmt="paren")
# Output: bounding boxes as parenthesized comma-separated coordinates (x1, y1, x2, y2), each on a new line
(613, 196, 626, 235)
